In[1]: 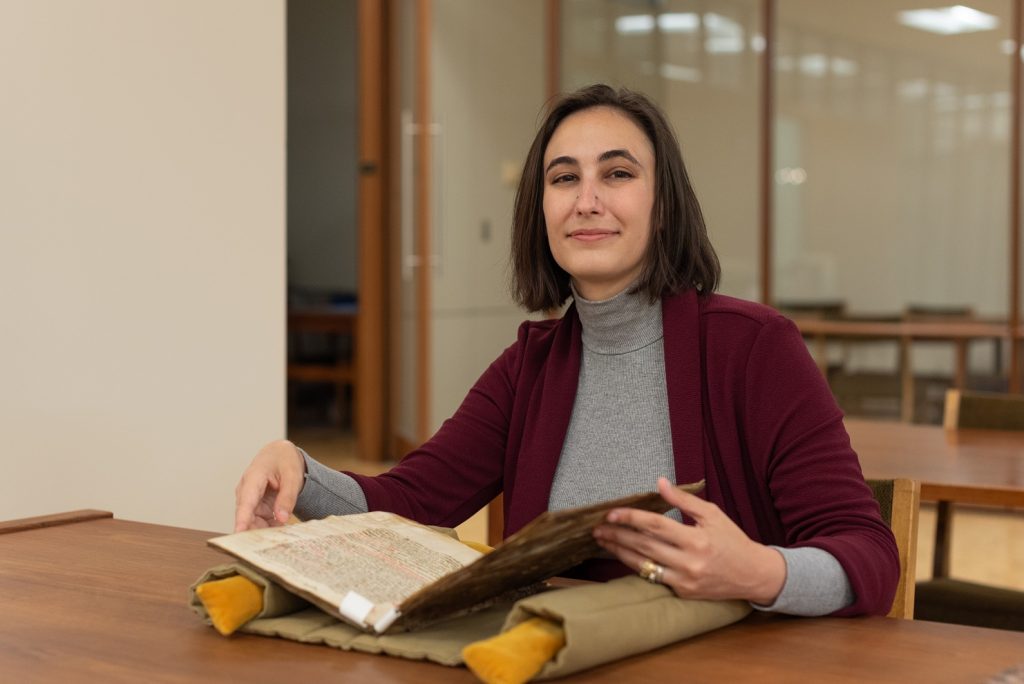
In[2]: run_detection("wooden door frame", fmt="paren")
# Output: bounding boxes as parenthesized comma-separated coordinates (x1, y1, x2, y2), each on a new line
(1010, 0, 1022, 392)
(356, 0, 389, 461)
(414, 0, 433, 444)
(383, 0, 433, 461)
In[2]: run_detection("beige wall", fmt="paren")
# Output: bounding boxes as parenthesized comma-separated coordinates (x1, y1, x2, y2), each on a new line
(0, 1, 286, 532)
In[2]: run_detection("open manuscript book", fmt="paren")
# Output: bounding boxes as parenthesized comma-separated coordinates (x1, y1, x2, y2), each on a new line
(209, 480, 703, 635)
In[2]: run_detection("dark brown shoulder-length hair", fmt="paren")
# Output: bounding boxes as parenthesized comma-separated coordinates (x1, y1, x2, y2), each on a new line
(510, 84, 720, 312)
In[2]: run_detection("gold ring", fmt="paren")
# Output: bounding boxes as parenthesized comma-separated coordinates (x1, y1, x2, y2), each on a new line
(638, 558, 664, 584)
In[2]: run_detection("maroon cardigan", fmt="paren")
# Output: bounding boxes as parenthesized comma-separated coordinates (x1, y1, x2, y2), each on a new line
(348, 289, 899, 616)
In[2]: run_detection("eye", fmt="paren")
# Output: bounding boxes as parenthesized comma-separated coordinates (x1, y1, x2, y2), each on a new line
(608, 168, 635, 180)
(550, 173, 577, 185)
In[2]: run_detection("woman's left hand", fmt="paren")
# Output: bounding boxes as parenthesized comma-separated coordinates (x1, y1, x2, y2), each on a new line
(593, 477, 786, 605)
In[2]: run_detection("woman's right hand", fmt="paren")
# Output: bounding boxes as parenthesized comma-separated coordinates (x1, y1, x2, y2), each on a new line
(233, 439, 307, 532)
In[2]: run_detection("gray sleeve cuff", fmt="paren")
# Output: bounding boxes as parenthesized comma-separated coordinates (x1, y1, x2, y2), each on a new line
(751, 546, 856, 616)
(292, 448, 369, 520)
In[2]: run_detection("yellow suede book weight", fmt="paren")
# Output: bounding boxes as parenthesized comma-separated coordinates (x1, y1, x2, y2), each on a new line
(462, 617, 566, 684)
(194, 574, 265, 636)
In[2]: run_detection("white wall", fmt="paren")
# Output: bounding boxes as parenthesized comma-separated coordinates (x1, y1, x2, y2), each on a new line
(0, 0, 285, 533)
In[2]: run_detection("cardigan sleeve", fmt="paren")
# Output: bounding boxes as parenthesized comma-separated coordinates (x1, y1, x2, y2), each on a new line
(342, 322, 530, 529)
(742, 315, 900, 617)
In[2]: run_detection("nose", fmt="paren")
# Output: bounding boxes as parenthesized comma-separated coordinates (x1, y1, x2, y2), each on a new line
(574, 180, 603, 215)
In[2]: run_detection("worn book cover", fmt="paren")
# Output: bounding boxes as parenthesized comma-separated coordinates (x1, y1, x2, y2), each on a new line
(208, 480, 704, 634)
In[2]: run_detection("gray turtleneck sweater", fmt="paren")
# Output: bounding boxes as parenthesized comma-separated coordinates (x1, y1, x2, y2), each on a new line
(295, 287, 854, 616)
(547, 286, 677, 516)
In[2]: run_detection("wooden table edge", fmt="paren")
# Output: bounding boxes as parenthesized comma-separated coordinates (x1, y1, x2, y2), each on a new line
(0, 509, 114, 535)
(921, 484, 1024, 508)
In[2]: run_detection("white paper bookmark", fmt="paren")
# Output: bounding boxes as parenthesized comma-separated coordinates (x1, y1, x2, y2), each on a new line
(372, 605, 400, 634)
(339, 591, 374, 626)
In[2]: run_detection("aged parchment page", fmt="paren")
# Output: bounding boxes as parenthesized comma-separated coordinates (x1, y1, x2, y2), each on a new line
(209, 511, 481, 630)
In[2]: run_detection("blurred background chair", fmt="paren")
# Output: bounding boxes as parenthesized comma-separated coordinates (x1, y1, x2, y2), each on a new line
(866, 478, 920, 619)
(913, 389, 1024, 631)
(902, 306, 977, 424)
(943, 389, 1024, 431)
(775, 299, 847, 321)
(287, 291, 358, 429)
(778, 299, 907, 421)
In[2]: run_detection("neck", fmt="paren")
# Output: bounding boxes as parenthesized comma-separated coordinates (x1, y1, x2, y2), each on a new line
(571, 278, 634, 302)
(571, 282, 663, 355)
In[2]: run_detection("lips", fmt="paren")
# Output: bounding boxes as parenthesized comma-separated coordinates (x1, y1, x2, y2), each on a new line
(568, 229, 618, 242)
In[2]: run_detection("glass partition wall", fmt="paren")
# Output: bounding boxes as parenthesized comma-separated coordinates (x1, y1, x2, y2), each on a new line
(560, 0, 1021, 422)
(561, 0, 763, 300)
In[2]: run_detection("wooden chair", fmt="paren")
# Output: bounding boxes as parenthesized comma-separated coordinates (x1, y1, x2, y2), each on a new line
(287, 305, 358, 427)
(900, 306, 977, 423)
(775, 299, 846, 320)
(902, 304, 975, 322)
(866, 478, 920, 619)
(913, 390, 1024, 631)
(943, 388, 1024, 431)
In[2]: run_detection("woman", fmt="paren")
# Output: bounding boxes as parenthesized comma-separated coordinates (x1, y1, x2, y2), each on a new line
(235, 84, 898, 617)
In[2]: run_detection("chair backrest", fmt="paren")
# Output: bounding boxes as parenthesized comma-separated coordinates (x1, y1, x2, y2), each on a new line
(866, 478, 920, 619)
(902, 305, 975, 322)
(775, 299, 846, 320)
(943, 389, 1024, 431)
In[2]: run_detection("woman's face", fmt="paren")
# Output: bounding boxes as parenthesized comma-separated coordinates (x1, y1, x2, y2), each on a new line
(542, 106, 656, 301)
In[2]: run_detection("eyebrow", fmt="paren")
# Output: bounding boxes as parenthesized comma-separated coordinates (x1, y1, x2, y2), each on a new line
(544, 149, 643, 173)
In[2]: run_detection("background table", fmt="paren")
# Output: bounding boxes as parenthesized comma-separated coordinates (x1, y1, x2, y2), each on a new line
(2, 511, 1023, 682)
(794, 318, 1010, 421)
(849, 418, 1024, 507)
(849, 418, 1024, 577)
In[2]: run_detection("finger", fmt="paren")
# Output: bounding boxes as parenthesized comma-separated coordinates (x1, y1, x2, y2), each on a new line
(268, 443, 306, 523)
(234, 475, 267, 532)
(272, 468, 302, 524)
(657, 477, 715, 523)
(595, 521, 691, 559)
(598, 535, 649, 570)
(234, 510, 253, 533)
(596, 533, 683, 589)
(234, 514, 251, 533)
(253, 499, 277, 525)
(604, 506, 685, 539)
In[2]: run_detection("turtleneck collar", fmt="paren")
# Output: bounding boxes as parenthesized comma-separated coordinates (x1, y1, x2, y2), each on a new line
(571, 282, 664, 355)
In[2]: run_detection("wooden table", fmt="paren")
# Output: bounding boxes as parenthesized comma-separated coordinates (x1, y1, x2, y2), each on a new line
(2, 511, 1023, 683)
(794, 317, 1010, 421)
(848, 418, 1024, 577)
